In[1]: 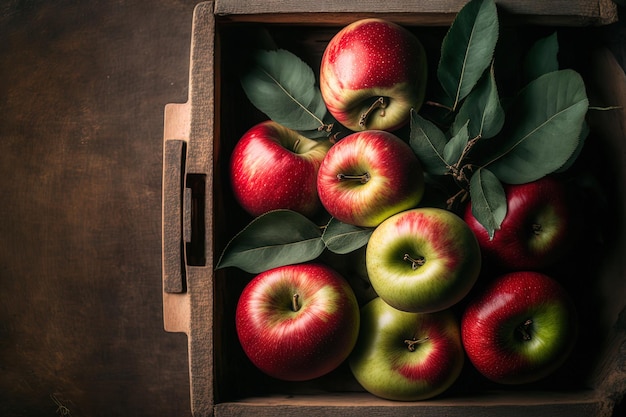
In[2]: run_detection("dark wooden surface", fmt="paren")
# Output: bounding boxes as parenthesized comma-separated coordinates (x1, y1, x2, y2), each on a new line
(1, 2, 626, 417)
(0, 1, 194, 416)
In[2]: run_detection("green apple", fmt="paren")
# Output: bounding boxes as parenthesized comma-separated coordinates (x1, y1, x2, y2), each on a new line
(366, 207, 481, 313)
(349, 297, 464, 401)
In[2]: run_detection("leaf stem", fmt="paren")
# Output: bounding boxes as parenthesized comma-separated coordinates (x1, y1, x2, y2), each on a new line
(425, 100, 454, 112)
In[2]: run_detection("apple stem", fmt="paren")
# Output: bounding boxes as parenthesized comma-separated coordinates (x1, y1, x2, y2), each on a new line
(517, 319, 533, 341)
(292, 138, 301, 153)
(359, 96, 387, 129)
(337, 172, 371, 184)
(404, 337, 430, 352)
(403, 253, 426, 270)
(292, 294, 300, 312)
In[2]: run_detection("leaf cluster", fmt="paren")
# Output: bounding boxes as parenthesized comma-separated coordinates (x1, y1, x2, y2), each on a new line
(409, 0, 588, 237)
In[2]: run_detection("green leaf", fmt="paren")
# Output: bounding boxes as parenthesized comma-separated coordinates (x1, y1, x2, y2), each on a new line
(437, 0, 499, 110)
(241, 49, 328, 131)
(555, 121, 589, 173)
(451, 65, 504, 139)
(444, 121, 469, 166)
(215, 210, 325, 274)
(523, 32, 559, 83)
(409, 109, 449, 176)
(469, 168, 506, 239)
(322, 218, 374, 254)
(487, 69, 588, 184)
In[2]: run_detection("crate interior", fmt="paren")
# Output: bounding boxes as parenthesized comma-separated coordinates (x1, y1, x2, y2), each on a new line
(210, 16, 626, 408)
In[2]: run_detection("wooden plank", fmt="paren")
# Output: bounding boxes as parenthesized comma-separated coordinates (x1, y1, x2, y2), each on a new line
(213, 0, 618, 26)
(186, 2, 217, 417)
(214, 391, 608, 417)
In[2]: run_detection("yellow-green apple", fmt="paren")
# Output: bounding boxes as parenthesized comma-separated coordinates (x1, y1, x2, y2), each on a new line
(463, 176, 572, 271)
(235, 263, 360, 381)
(461, 271, 577, 384)
(319, 18, 427, 132)
(230, 120, 333, 218)
(366, 207, 481, 312)
(349, 297, 464, 401)
(316, 130, 424, 228)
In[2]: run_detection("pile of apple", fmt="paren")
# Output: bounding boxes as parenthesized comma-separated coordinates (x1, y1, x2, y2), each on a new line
(219, 0, 586, 401)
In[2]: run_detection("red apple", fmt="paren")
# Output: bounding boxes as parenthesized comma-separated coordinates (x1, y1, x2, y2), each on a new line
(464, 176, 572, 271)
(349, 297, 465, 400)
(230, 120, 333, 218)
(461, 271, 577, 384)
(235, 263, 360, 381)
(319, 18, 428, 132)
(316, 130, 424, 228)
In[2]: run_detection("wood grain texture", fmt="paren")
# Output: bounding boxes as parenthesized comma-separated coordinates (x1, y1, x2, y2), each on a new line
(0, 1, 195, 416)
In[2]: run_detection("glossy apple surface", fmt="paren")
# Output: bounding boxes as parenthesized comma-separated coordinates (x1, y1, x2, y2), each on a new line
(235, 263, 360, 381)
(230, 120, 332, 218)
(461, 271, 577, 384)
(320, 18, 427, 132)
(463, 176, 572, 271)
(316, 130, 424, 228)
(366, 207, 481, 312)
(349, 297, 464, 401)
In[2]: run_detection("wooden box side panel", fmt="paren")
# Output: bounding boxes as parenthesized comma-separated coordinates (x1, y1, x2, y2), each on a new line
(213, 0, 618, 26)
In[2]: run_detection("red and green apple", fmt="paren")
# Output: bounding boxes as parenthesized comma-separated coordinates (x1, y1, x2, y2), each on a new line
(319, 18, 428, 132)
(366, 207, 481, 313)
(235, 263, 360, 381)
(464, 176, 572, 271)
(230, 120, 332, 218)
(349, 297, 465, 401)
(461, 271, 578, 384)
(316, 130, 424, 228)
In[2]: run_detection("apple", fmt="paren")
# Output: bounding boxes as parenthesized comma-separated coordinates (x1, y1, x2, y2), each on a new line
(316, 130, 424, 228)
(235, 262, 360, 381)
(366, 207, 481, 313)
(463, 176, 572, 271)
(461, 271, 577, 385)
(319, 18, 428, 132)
(230, 120, 333, 218)
(349, 297, 464, 401)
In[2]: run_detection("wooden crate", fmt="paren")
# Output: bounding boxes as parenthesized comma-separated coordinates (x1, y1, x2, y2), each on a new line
(162, 1, 626, 416)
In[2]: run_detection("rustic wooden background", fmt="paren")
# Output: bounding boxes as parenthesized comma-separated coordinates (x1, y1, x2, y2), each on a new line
(1, 1, 625, 417)
(0, 1, 193, 416)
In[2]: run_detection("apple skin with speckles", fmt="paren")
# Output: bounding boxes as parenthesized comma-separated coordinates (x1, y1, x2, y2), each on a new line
(320, 18, 428, 132)
(461, 271, 577, 385)
(235, 263, 360, 381)
(366, 207, 481, 313)
(349, 297, 465, 401)
(463, 176, 573, 271)
(316, 130, 424, 228)
(230, 120, 333, 218)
